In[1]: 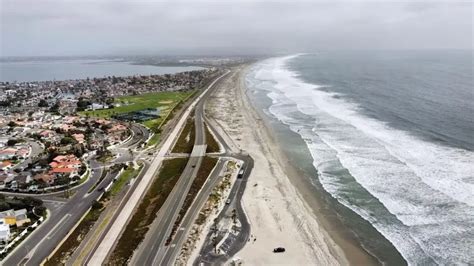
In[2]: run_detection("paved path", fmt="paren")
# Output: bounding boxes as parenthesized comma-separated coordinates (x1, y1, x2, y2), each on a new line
(2, 167, 110, 266)
(129, 71, 230, 266)
(87, 71, 230, 265)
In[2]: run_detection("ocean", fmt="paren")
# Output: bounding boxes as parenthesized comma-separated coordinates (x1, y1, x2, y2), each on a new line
(246, 51, 474, 265)
(0, 59, 204, 82)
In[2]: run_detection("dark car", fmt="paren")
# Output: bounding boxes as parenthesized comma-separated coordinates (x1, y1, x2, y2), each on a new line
(273, 247, 285, 253)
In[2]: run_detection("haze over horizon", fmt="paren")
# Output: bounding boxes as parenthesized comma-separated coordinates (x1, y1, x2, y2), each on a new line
(1, 0, 473, 57)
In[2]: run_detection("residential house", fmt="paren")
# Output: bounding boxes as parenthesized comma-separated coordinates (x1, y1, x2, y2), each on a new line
(14, 209, 30, 227)
(9, 173, 32, 189)
(0, 161, 13, 171)
(0, 210, 16, 226)
(0, 220, 10, 242)
(49, 154, 82, 179)
(33, 172, 55, 186)
(0, 174, 13, 190)
(72, 133, 85, 144)
(0, 148, 17, 161)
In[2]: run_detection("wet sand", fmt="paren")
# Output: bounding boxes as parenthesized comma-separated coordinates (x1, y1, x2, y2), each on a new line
(206, 65, 379, 265)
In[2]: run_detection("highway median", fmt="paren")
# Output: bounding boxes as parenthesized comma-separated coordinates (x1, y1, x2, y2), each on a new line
(166, 156, 218, 245)
(106, 158, 188, 265)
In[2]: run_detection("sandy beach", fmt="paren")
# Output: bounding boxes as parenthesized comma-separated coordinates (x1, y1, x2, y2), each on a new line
(206, 65, 377, 265)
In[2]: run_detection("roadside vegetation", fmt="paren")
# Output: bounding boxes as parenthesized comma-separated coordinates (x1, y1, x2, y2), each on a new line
(146, 133, 160, 148)
(204, 124, 220, 153)
(45, 163, 142, 265)
(106, 158, 188, 265)
(166, 156, 218, 245)
(108, 164, 143, 197)
(171, 117, 195, 153)
(45, 200, 104, 266)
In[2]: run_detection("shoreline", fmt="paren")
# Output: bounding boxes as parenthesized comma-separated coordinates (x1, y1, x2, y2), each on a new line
(207, 65, 378, 265)
(237, 66, 379, 265)
(243, 84, 380, 265)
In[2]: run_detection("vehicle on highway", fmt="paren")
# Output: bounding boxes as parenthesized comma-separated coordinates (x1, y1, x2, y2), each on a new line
(273, 247, 285, 253)
(226, 199, 231, 204)
(238, 168, 244, 179)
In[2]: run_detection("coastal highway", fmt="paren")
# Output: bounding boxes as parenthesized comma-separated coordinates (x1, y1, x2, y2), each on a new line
(133, 68, 253, 265)
(159, 158, 227, 265)
(87, 71, 230, 265)
(160, 121, 254, 265)
(126, 71, 231, 265)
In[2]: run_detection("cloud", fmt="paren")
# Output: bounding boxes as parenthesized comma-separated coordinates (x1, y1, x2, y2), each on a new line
(0, 0, 472, 56)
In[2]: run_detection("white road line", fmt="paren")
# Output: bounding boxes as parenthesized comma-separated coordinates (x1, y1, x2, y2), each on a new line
(47, 213, 71, 240)
(89, 71, 230, 266)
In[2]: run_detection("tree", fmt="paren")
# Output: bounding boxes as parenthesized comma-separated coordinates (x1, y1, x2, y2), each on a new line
(76, 97, 91, 111)
(7, 139, 18, 146)
(60, 136, 76, 145)
(91, 200, 103, 210)
(0, 100, 11, 107)
(38, 99, 48, 107)
(23, 197, 43, 207)
(8, 121, 17, 127)
(49, 101, 60, 113)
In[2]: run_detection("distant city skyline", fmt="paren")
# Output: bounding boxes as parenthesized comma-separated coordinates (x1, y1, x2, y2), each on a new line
(1, 0, 472, 56)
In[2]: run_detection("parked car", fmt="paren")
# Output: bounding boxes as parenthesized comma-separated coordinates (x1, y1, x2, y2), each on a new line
(273, 247, 285, 253)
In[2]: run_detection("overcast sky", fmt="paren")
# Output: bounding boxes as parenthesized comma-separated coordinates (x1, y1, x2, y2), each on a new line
(0, 0, 472, 56)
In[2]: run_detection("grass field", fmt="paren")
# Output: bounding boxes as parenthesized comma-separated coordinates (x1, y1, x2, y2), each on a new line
(80, 91, 194, 132)
(109, 164, 143, 196)
(146, 133, 161, 148)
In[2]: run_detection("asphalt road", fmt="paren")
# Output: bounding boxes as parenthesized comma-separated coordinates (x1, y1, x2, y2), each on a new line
(160, 158, 227, 265)
(14, 140, 43, 170)
(87, 71, 230, 265)
(2, 166, 110, 266)
(130, 71, 230, 266)
(194, 156, 253, 265)
(1, 124, 148, 265)
(134, 69, 254, 266)
(68, 160, 150, 265)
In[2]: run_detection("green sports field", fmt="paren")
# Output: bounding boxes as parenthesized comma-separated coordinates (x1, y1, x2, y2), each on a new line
(80, 90, 194, 131)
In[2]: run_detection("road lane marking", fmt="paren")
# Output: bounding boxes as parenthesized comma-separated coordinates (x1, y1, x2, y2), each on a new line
(47, 213, 71, 239)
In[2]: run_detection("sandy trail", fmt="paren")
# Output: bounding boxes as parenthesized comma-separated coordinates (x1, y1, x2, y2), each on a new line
(206, 66, 348, 265)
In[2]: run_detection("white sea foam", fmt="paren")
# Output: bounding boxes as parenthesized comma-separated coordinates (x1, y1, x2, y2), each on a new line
(247, 55, 474, 264)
